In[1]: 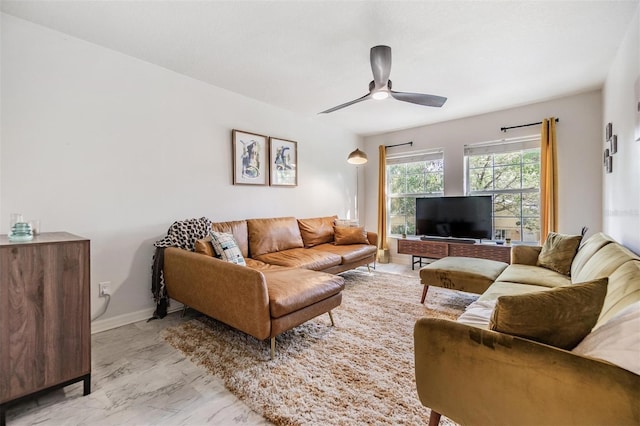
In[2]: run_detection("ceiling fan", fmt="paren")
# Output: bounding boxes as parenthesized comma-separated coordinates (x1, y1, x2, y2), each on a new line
(319, 45, 447, 114)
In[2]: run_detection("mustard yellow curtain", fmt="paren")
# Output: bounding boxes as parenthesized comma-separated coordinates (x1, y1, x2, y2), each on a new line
(376, 145, 389, 263)
(540, 118, 558, 242)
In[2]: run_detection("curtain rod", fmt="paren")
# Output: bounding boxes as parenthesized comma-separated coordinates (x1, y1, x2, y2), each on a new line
(501, 118, 559, 133)
(385, 141, 413, 149)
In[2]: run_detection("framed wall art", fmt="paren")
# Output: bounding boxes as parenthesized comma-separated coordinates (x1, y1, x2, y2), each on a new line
(232, 129, 268, 185)
(605, 122, 612, 141)
(269, 137, 298, 186)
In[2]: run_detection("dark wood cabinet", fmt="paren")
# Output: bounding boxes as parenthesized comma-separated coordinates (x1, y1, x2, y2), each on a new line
(0, 233, 90, 425)
(398, 238, 511, 269)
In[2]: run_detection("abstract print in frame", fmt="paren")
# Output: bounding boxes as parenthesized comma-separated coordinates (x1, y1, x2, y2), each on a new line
(269, 137, 298, 186)
(232, 130, 268, 185)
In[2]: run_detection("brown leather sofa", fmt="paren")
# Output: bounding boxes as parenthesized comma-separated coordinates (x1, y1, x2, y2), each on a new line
(163, 216, 377, 358)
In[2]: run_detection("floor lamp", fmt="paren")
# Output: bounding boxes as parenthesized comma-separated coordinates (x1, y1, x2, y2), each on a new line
(347, 148, 368, 221)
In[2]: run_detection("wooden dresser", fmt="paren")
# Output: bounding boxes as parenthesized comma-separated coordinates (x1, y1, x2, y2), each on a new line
(0, 232, 91, 425)
(398, 237, 511, 269)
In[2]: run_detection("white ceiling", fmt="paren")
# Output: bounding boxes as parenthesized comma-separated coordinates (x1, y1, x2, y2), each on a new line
(2, 1, 638, 136)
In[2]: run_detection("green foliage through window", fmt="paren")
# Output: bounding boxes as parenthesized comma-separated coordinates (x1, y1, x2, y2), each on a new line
(466, 142, 541, 242)
(387, 154, 444, 235)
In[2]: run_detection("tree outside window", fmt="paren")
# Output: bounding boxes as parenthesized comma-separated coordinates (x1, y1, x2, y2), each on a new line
(387, 151, 444, 235)
(465, 138, 541, 242)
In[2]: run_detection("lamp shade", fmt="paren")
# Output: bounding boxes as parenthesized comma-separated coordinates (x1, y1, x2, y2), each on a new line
(347, 148, 368, 165)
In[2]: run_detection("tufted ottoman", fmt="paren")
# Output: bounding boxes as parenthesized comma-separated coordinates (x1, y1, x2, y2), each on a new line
(419, 257, 509, 303)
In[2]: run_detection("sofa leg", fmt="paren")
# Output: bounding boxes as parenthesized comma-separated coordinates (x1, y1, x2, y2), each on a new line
(328, 310, 335, 326)
(270, 337, 276, 360)
(367, 264, 372, 273)
(420, 285, 429, 304)
(428, 411, 441, 426)
(181, 305, 188, 318)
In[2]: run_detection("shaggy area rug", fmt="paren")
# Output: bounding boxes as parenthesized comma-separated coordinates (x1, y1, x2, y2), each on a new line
(162, 269, 476, 425)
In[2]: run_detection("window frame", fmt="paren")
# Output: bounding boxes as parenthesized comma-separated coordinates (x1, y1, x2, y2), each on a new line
(464, 136, 541, 242)
(386, 149, 445, 236)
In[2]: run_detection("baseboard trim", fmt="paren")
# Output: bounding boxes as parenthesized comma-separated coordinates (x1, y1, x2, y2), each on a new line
(91, 304, 184, 334)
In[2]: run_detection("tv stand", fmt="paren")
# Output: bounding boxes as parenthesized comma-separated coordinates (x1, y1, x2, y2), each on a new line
(398, 238, 511, 270)
(419, 236, 476, 244)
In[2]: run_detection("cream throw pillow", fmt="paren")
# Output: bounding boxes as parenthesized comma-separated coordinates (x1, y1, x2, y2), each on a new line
(490, 278, 608, 350)
(573, 301, 640, 375)
(210, 231, 246, 266)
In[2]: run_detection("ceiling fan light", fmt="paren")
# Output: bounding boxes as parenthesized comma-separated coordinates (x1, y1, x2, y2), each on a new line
(372, 90, 389, 100)
(347, 148, 368, 164)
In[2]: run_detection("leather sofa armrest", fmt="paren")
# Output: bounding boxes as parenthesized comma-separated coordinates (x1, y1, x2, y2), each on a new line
(414, 318, 640, 426)
(163, 247, 271, 340)
(367, 231, 378, 247)
(510, 244, 542, 265)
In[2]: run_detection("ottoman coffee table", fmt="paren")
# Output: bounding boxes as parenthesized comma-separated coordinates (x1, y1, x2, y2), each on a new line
(419, 256, 509, 303)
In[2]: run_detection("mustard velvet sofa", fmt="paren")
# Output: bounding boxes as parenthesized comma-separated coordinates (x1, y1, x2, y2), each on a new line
(414, 232, 640, 426)
(163, 216, 377, 358)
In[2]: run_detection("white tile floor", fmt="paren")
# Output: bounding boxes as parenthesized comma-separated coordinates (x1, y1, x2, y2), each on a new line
(4, 263, 417, 425)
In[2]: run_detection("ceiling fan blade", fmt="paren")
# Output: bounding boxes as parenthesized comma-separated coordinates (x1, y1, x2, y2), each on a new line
(370, 45, 392, 88)
(319, 93, 371, 114)
(390, 91, 447, 108)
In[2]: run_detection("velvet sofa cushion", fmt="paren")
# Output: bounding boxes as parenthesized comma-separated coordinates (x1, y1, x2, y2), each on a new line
(536, 232, 582, 276)
(334, 226, 369, 245)
(297, 215, 337, 248)
(495, 264, 571, 288)
(247, 217, 304, 257)
(490, 278, 608, 350)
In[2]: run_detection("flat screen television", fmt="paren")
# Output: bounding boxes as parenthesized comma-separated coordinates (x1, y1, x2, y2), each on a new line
(415, 196, 492, 240)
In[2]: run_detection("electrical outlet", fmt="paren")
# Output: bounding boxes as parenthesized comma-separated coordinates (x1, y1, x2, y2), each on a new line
(99, 282, 111, 297)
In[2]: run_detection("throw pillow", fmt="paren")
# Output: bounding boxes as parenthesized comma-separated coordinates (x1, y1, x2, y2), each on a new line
(334, 226, 369, 245)
(209, 231, 246, 266)
(537, 232, 583, 276)
(194, 236, 216, 257)
(490, 278, 608, 350)
(572, 301, 640, 375)
(298, 215, 337, 248)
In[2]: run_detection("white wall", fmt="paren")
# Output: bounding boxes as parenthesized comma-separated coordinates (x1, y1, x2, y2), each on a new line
(1, 14, 361, 330)
(362, 91, 604, 263)
(602, 4, 640, 254)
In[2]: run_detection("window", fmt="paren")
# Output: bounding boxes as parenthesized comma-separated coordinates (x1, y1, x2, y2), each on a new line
(465, 137, 540, 242)
(387, 150, 444, 235)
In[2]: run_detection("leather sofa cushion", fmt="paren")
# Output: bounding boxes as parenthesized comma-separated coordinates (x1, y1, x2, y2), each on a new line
(245, 258, 292, 271)
(254, 248, 341, 270)
(496, 264, 571, 288)
(264, 269, 345, 318)
(310, 243, 377, 263)
(334, 226, 369, 245)
(297, 215, 337, 247)
(195, 236, 215, 257)
(248, 217, 304, 257)
(211, 220, 249, 258)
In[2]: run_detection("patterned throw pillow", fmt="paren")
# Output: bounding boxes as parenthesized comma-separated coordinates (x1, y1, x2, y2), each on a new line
(210, 231, 246, 266)
(490, 278, 608, 350)
(537, 232, 583, 275)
